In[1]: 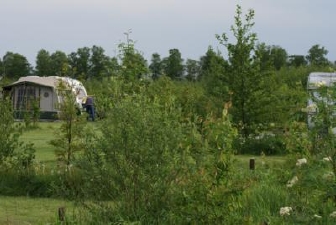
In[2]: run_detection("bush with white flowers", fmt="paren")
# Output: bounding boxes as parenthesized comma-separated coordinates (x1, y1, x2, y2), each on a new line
(280, 206, 293, 216)
(296, 158, 307, 167)
(287, 176, 298, 188)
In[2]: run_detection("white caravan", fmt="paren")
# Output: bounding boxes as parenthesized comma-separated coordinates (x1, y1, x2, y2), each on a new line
(307, 72, 336, 132)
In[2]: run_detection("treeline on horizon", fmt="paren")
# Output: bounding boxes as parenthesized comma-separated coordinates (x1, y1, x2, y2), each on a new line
(0, 33, 333, 82)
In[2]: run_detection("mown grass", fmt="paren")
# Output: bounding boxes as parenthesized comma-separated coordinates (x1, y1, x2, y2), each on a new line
(0, 122, 99, 224)
(233, 154, 286, 171)
(20, 122, 61, 162)
(0, 195, 74, 225)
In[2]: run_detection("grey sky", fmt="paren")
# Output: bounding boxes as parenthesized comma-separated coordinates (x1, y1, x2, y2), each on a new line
(1, 0, 335, 66)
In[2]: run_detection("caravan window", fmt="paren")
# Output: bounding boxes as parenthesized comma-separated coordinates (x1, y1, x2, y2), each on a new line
(16, 86, 37, 110)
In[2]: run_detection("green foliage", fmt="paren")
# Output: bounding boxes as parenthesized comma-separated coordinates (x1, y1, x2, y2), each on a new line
(0, 170, 56, 197)
(306, 44, 330, 67)
(185, 59, 200, 81)
(308, 82, 336, 176)
(23, 98, 40, 129)
(149, 52, 163, 79)
(2, 51, 31, 79)
(283, 122, 312, 157)
(35, 49, 52, 76)
(201, 48, 227, 84)
(256, 43, 288, 71)
(117, 33, 149, 81)
(90, 45, 113, 80)
(50, 50, 69, 76)
(235, 134, 286, 155)
(89, 95, 192, 210)
(288, 55, 308, 67)
(0, 97, 36, 169)
(49, 80, 87, 165)
(68, 47, 91, 79)
(200, 47, 230, 115)
(162, 48, 184, 80)
(216, 5, 268, 137)
(233, 167, 291, 224)
(68, 83, 238, 223)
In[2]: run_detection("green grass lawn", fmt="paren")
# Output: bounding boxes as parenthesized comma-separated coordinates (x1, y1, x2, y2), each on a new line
(233, 154, 286, 170)
(20, 122, 61, 162)
(0, 195, 74, 225)
(1, 122, 96, 225)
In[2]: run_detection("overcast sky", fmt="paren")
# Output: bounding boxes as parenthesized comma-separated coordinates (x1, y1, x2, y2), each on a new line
(1, 0, 335, 66)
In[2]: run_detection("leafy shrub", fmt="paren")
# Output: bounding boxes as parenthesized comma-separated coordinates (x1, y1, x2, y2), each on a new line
(0, 170, 56, 197)
(235, 134, 286, 155)
(64, 89, 238, 224)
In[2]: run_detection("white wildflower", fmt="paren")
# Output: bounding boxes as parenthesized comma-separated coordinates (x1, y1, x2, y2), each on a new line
(306, 103, 317, 113)
(330, 211, 336, 218)
(323, 157, 332, 162)
(287, 176, 298, 188)
(314, 214, 322, 219)
(317, 80, 327, 87)
(280, 206, 293, 216)
(323, 171, 334, 180)
(296, 158, 307, 167)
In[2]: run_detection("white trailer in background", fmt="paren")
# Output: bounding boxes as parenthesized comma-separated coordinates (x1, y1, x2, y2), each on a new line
(307, 72, 336, 132)
(2, 76, 87, 120)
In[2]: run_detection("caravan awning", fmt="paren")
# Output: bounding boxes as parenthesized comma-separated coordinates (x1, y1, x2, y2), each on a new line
(3, 76, 58, 90)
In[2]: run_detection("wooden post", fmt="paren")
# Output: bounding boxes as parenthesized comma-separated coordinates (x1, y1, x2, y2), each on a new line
(249, 158, 255, 170)
(58, 206, 65, 222)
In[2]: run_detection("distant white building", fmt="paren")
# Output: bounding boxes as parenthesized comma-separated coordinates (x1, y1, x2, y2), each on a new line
(2, 76, 87, 120)
(307, 72, 336, 132)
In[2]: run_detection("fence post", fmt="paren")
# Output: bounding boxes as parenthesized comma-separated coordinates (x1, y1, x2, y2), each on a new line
(58, 206, 65, 222)
(249, 158, 255, 170)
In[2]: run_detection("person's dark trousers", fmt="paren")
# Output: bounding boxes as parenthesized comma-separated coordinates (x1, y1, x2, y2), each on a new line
(86, 105, 95, 121)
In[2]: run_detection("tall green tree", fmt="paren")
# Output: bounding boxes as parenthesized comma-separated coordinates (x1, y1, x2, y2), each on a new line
(199, 46, 227, 83)
(2, 52, 31, 79)
(50, 80, 87, 166)
(216, 5, 263, 137)
(89, 45, 111, 80)
(35, 49, 52, 76)
(288, 55, 307, 67)
(306, 44, 329, 67)
(50, 51, 69, 76)
(185, 59, 200, 81)
(256, 43, 288, 71)
(149, 53, 162, 79)
(162, 48, 184, 80)
(271, 45, 288, 70)
(118, 34, 149, 81)
(68, 47, 91, 79)
(105, 56, 120, 77)
(199, 47, 229, 115)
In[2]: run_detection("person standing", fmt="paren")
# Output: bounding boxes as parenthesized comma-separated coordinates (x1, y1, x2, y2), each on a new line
(85, 96, 95, 121)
